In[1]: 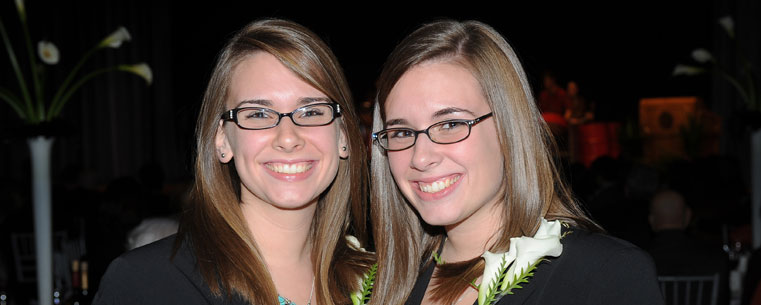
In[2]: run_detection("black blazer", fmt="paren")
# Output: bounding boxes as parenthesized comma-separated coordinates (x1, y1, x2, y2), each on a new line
(405, 229, 665, 305)
(93, 235, 247, 305)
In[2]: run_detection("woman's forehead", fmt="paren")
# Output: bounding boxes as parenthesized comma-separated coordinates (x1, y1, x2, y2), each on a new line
(384, 61, 490, 122)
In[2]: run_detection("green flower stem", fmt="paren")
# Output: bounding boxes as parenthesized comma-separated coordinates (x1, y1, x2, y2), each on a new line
(47, 46, 99, 120)
(0, 87, 26, 119)
(352, 263, 377, 305)
(49, 66, 118, 118)
(716, 69, 752, 106)
(432, 251, 445, 265)
(18, 5, 43, 121)
(726, 20, 759, 111)
(0, 16, 34, 121)
(744, 69, 759, 110)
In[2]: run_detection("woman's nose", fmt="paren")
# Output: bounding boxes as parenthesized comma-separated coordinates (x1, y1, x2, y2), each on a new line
(271, 118, 305, 152)
(409, 134, 441, 171)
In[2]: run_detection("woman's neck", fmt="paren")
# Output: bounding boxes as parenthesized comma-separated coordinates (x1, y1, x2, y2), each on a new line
(240, 198, 317, 266)
(241, 198, 317, 305)
(442, 200, 503, 263)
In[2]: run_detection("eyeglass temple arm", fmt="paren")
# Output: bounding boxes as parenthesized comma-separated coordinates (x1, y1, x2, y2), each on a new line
(221, 110, 234, 121)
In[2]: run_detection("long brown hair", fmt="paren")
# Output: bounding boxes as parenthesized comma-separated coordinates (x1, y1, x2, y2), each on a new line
(180, 19, 373, 305)
(370, 20, 600, 305)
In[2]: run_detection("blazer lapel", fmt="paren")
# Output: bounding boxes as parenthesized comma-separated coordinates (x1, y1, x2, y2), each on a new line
(171, 238, 249, 305)
(485, 256, 558, 305)
(406, 262, 436, 305)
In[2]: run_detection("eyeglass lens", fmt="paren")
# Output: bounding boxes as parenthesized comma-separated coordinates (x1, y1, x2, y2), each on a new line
(380, 120, 471, 150)
(236, 104, 334, 129)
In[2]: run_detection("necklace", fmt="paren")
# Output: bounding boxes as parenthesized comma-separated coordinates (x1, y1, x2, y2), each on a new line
(278, 275, 315, 305)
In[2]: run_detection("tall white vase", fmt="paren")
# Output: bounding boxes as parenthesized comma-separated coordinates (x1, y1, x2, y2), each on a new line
(27, 136, 54, 305)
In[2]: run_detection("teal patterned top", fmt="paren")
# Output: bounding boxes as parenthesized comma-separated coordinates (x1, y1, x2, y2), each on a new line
(279, 295, 296, 305)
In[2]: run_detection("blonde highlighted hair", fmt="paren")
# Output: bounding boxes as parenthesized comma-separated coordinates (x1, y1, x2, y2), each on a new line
(370, 20, 599, 305)
(180, 19, 372, 305)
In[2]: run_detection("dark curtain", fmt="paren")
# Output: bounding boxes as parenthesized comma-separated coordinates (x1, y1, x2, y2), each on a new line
(1, 1, 191, 188)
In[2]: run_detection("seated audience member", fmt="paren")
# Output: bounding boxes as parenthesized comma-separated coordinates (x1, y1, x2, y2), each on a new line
(648, 189, 728, 302)
(125, 217, 179, 250)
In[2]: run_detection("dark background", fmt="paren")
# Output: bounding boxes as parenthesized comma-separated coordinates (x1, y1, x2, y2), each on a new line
(5, 0, 753, 185)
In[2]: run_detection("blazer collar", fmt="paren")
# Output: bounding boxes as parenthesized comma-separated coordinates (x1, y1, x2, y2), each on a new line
(171, 236, 249, 305)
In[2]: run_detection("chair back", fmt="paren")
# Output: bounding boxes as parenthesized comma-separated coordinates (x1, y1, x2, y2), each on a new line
(658, 274, 720, 305)
(10, 231, 74, 283)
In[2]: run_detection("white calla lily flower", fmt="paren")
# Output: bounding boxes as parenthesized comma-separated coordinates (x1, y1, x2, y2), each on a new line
(691, 48, 713, 63)
(503, 235, 562, 289)
(479, 250, 516, 305)
(673, 64, 705, 76)
(534, 217, 563, 239)
(15, 0, 25, 18)
(100, 27, 132, 48)
(119, 63, 153, 85)
(477, 218, 563, 305)
(501, 219, 562, 290)
(37, 41, 60, 65)
(346, 235, 366, 252)
(718, 16, 734, 38)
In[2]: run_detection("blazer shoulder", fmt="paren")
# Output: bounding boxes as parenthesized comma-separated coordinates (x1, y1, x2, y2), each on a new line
(563, 228, 644, 256)
(93, 235, 206, 305)
(118, 234, 179, 266)
(561, 229, 664, 304)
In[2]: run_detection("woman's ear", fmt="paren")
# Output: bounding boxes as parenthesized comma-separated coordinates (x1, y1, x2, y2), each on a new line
(338, 127, 349, 159)
(215, 120, 233, 163)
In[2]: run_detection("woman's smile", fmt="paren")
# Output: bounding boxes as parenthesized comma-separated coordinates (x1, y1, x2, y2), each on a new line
(411, 173, 462, 201)
(263, 160, 317, 181)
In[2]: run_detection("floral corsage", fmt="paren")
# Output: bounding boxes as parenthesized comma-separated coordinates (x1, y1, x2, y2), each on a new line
(347, 235, 377, 305)
(476, 218, 565, 305)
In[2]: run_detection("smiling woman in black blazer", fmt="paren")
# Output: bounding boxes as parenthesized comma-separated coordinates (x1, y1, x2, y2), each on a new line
(368, 20, 663, 305)
(93, 19, 373, 305)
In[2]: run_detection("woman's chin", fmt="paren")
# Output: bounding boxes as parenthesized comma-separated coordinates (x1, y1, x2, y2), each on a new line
(419, 211, 461, 228)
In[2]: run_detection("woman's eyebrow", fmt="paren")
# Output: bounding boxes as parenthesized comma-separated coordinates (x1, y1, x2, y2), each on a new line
(385, 118, 408, 127)
(432, 107, 476, 119)
(385, 107, 475, 126)
(298, 96, 331, 105)
(235, 96, 330, 108)
(236, 99, 272, 108)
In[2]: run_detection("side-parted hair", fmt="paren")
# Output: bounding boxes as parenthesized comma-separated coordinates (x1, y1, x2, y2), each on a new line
(370, 20, 600, 305)
(180, 19, 372, 305)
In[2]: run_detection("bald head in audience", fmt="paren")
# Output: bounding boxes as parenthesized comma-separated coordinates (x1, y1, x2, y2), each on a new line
(649, 190, 692, 231)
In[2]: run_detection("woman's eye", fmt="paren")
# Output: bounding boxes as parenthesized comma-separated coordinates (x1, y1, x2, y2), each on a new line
(301, 109, 325, 117)
(437, 121, 466, 131)
(389, 130, 413, 139)
(440, 122, 460, 129)
(245, 110, 271, 119)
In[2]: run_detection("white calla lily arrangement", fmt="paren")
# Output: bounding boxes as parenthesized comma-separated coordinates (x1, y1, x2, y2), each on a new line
(476, 218, 564, 305)
(347, 219, 566, 305)
(673, 15, 760, 112)
(347, 235, 377, 305)
(1, 0, 152, 125)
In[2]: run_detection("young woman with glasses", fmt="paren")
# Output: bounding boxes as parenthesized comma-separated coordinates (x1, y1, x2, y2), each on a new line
(94, 19, 374, 305)
(369, 20, 663, 305)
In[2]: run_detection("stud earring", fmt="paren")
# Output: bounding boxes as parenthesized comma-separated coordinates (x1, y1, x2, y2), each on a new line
(221, 153, 226, 158)
(342, 146, 347, 151)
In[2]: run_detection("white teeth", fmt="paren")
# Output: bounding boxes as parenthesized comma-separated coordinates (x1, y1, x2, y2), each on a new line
(419, 176, 460, 193)
(266, 162, 311, 174)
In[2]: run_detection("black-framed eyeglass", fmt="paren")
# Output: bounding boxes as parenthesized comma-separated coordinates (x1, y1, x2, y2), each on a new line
(221, 102, 341, 130)
(372, 112, 493, 151)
